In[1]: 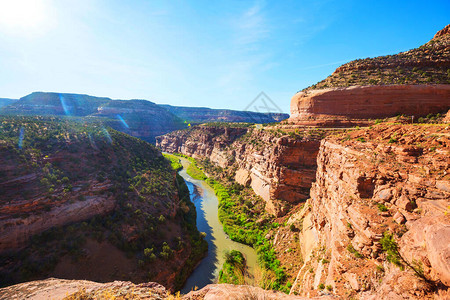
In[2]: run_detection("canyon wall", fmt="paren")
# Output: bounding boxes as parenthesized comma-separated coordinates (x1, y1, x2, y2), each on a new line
(157, 126, 321, 216)
(0, 180, 115, 253)
(289, 84, 450, 125)
(289, 124, 449, 299)
(158, 123, 449, 298)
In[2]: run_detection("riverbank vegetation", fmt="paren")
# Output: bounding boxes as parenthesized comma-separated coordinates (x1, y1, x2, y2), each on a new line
(219, 250, 246, 285)
(163, 153, 182, 171)
(173, 153, 289, 293)
(172, 153, 207, 180)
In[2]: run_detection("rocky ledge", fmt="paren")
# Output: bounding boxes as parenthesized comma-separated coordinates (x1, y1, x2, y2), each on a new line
(289, 84, 450, 126)
(0, 278, 336, 300)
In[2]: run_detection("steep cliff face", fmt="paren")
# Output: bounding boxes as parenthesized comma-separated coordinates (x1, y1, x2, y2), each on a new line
(158, 121, 449, 299)
(289, 124, 449, 299)
(289, 84, 450, 125)
(157, 125, 322, 216)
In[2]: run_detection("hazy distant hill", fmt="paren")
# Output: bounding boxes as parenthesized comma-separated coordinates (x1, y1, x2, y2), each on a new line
(0, 98, 17, 108)
(0, 92, 185, 142)
(161, 104, 289, 123)
(0, 92, 289, 141)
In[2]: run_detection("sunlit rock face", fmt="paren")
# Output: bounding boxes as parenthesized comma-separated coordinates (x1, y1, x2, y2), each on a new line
(157, 125, 321, 217)
(288, 25, 450, 126)
(288, 84, 450, 126)
(289, 124, 449, 299)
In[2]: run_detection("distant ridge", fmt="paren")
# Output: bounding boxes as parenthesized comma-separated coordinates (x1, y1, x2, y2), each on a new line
(160, 104, 289, 124)
(0, 92, 185, 143)
(0, 98, 17, 108)
(0, 92, 289, 142)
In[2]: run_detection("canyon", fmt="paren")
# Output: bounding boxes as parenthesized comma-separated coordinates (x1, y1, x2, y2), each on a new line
(154, 25, 450, 299)
(157, 125, 323, 217)
(157, 121, 450, 299)
(1, 24, 449, 300)
(0, 116, 207, 291)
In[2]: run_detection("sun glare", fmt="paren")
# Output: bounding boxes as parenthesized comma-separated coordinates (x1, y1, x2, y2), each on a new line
(0, 0, 47, 30)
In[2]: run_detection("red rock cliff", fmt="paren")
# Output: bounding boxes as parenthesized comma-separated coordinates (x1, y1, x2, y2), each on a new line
(289, 84, 450, 125)
(157, 125, 321, 216)
(289, 124, 449, 299)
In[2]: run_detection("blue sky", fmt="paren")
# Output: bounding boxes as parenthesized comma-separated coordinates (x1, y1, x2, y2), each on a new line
(0, 0, 448, 113)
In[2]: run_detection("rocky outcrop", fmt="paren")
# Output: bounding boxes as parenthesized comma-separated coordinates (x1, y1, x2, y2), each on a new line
(302, 25, 450, 91)
(287, 25, 450, 126)
(289, 84, 450, 125)
(0, 278, 336, 299)
(0, 183, 115, 253)
(183, 284, 334, 299)
(157, 125, 321, 216)
(0, 278, 169, 300)
(289, 124, 449, 299)
(444, 109, 450, 123)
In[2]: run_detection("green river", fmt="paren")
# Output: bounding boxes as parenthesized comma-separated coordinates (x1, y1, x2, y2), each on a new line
(178, 157, 258, 293)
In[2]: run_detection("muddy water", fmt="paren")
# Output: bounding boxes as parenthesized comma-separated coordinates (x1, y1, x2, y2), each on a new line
(178, 157, 258, 293)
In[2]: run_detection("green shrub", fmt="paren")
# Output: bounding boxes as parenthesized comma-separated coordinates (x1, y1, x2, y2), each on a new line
(377, 203, 388, 212)
(347, 244, 363, 258)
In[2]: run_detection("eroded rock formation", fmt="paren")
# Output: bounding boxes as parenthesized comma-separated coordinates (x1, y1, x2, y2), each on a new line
(157, 125, 321, 216)
(289, 84, 450, 125)
(289, 124, 449, 299)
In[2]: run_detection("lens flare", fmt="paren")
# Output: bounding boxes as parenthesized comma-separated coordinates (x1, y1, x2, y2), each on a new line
(117, 114, 129, 128)
(59, 94, 71, 116)
(88, 133, 98, 150)
(101, 127, 113, 144)
(18, 127, 25, 149)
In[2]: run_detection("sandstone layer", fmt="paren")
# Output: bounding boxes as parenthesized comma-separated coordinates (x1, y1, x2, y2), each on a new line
(158, 122, 449, 299)
(0, 278, 337, 300)
(289, 84, 450, 125)
(288, 124, 449, 299)
(157, 125, 322, 216)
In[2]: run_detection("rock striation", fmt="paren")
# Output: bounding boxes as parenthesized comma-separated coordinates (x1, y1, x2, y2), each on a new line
(289, 84, 450, 125)
(289, 124, 449, 299)
(288, 25, 450, 125)
(157, 125, 322, 216)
